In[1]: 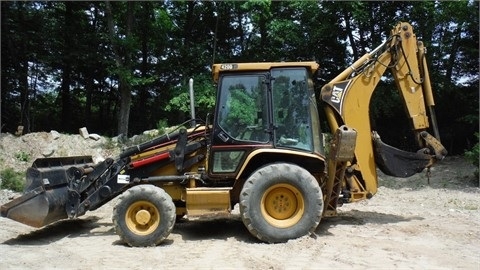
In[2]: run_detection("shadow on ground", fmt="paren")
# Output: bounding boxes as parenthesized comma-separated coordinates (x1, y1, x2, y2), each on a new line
(316, 209, 423, 236)
(172, 215, 256, 243)
(2, 216, 115, 245)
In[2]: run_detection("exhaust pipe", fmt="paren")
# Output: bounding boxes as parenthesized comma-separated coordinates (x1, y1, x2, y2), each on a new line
(189, 78, 196, 128)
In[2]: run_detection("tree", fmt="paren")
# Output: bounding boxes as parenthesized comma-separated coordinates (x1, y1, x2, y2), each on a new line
(105, 1, 135, 137)
(0, 1, 477, 155)
(1, 2, 45, 133)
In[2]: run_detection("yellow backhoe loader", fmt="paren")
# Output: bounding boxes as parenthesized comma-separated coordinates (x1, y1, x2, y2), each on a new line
(1, 22, 447, 246)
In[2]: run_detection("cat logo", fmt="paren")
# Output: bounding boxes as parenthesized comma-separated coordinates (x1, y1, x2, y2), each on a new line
(331, 85, 345, 103)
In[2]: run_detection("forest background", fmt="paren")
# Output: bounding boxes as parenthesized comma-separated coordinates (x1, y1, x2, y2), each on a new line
(1, 1, 478, 156)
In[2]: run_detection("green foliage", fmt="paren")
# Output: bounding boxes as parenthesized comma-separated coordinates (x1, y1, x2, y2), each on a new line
(156, 119, 168, 135)
(241, 0, 272, 17)
(103, 137, 118, 150)
(225, 87, 256, 128)
(167, 92, 191, 113)
(15, 151, 30, 162)
(0, 168, 25, 192)
(166, 74, 216, 118)
(0, 0, 477, 156)
(350, 1, 369, 22)
(464, 132, 479, 177)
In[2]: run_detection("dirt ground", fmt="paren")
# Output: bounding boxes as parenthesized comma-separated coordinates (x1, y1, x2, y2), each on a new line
(0, 132, 479, 269)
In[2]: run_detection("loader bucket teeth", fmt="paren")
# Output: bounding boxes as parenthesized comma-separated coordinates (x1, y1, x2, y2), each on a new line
(0, 156, 93, 228)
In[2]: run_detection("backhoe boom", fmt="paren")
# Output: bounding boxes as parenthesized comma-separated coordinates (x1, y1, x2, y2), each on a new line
(321, 22, 447, 201)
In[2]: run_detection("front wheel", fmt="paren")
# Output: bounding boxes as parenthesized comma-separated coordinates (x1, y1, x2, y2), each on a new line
(239, 163, 323, 243)
(113, 184, 175, 247)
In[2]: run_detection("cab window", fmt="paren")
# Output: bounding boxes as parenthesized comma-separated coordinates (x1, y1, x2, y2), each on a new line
(271, 68, 314, 152)
(217, 75, 269, 143)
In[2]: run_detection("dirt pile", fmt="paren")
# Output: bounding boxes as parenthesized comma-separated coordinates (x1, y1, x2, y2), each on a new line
(0, 131, 121, 173)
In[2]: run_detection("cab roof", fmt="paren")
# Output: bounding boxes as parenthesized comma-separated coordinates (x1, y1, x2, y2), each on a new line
(212, 61, 319, 83)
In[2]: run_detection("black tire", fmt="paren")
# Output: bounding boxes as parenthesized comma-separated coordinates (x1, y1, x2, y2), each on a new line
(239, 163, 323, 243)
(113, 184, 175, 247)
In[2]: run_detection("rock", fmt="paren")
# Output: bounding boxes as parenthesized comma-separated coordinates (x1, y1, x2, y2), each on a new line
(130, 135, 138, 141)
(79, 127, 89, 139)
(50, 130, 60, 140)
(143, 129, 159, 137)
(42, 146, 55, 157)
(89, 134, 101, 141)
(93, 154, 105, 164)
(15, 126, 24, 136)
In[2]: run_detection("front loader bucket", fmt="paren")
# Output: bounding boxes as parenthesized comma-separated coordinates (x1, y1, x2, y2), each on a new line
(0, 156, 93, 227)
(1, 186, 69, 227)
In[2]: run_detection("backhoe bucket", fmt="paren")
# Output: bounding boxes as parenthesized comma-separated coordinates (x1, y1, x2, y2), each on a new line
(1, 156, 93, 227)
(373, 135, 431, 178)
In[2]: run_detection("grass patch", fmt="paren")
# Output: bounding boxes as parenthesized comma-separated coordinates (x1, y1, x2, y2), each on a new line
(0, 168, 25, 192)
(15, 151, 30, 162)
(103, 137, 118, 149)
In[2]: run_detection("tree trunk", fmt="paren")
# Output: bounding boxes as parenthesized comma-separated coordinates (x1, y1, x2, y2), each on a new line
(135, 2, 151, 132)
(445, 26, 461, 83)
(85, 73, 93, 126)
(19, 58, 30, 133)
(60, 2, 74, 132)
(17, 3, 30, 133)
(343, 10, 359, 60)
(0, 2, 6, 132)
(105, 1, 134, 137)
(258, 12, 268, 60)
(60, 64, 72, 132)
(117, 77, 132, 138)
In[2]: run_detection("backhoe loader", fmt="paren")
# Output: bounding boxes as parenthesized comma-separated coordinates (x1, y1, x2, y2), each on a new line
(1, 22, 447, 247)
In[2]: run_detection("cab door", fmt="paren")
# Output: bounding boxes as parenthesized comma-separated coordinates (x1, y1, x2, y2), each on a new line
(210, 73, 270, 175)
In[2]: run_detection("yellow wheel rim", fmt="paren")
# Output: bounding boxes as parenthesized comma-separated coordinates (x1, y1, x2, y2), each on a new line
(261, 183, 305, 228)
(125, 201, 160, 235)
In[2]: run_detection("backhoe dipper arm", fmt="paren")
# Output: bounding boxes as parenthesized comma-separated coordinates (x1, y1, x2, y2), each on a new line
(320, 22, 447, 199)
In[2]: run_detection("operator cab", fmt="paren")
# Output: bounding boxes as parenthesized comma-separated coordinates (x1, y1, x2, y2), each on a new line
(210, 62, 323, 174)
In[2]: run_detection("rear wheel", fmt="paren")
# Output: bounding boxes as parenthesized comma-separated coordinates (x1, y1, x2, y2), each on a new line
(113, 185, 175, 247)
(239, 163, 323, 243)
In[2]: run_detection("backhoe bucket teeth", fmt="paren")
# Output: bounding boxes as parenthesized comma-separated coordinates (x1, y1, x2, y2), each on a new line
(0, 156, 93, 227)
(373, 135, 431, 178)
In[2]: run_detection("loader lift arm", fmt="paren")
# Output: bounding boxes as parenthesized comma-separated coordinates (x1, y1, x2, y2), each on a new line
(1, 125, 207, 227)
(321, 22, 447, 204)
